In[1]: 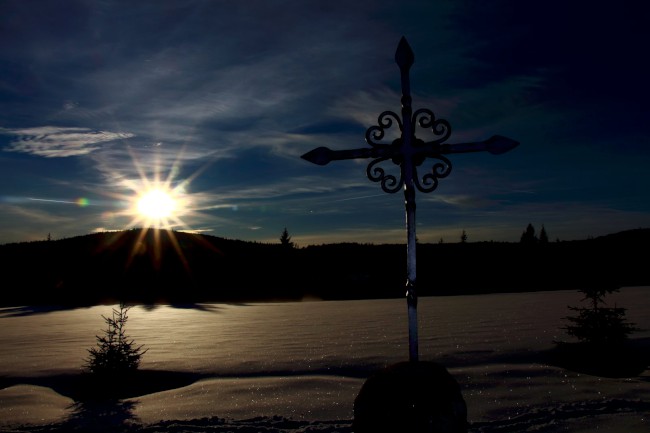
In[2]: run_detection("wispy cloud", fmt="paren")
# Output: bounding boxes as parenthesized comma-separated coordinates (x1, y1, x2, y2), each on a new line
(1, 126, 134, 158)
(0, 203, 76, 225)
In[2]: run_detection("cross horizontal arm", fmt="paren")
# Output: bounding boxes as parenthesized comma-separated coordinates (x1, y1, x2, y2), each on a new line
(300, 146, 393, 166)
(301, 135, 518, 166)
(438, 135, 519, 155)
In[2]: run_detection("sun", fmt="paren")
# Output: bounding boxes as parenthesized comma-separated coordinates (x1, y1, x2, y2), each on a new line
(112, 147, 198, 231)
(130, 184, 187, 229)
(99, 145, 213, 235)
(137, 189, 176, 220)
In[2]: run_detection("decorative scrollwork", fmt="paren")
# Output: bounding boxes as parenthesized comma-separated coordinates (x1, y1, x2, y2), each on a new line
(413, 155, 452, 193)
(365, 111, 403, 147)
(362, 106, 454, 194)
(366, 156, 403, 193)
(412, 108, 451, 145)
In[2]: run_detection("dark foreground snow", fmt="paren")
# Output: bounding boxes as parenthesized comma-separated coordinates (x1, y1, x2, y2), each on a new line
(1, 288, 648, 432)
(2, 398, 649, 433)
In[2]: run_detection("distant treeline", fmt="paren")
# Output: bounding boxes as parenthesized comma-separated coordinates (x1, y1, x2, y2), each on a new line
(0, 228, 648, 306)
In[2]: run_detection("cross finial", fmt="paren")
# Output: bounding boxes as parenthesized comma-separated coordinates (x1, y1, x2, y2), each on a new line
(395, 36, 414, 71)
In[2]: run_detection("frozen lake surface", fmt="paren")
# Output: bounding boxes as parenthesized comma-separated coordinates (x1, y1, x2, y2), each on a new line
(1, 287, 649, 432)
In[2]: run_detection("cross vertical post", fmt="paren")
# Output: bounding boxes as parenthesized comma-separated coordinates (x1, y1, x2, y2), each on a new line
(301, 37, 518, 362)
(396, 38, 419, 361)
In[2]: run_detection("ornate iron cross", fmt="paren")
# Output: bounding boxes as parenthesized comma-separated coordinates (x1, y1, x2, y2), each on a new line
(301, 37, 518, 362)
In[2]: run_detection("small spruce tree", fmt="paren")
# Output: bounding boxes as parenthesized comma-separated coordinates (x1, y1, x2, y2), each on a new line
(563, 286, 638, 347)
(85, 303, 147, 375)
(280, 227, 295, 249)
(539, 225, 549, 243)
(520, 223, 537, 244)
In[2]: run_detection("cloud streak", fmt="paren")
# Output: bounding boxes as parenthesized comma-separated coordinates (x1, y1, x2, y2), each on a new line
(1, 126, 134, 158)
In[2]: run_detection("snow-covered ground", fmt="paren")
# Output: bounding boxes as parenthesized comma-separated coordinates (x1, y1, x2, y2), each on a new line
(1, 287, 648, 432)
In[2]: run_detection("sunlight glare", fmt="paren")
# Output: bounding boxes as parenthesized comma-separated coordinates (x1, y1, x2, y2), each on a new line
(137, 189, 176, 220)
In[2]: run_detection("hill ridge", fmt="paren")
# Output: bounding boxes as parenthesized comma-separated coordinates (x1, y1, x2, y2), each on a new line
(1, 228, 648, 306)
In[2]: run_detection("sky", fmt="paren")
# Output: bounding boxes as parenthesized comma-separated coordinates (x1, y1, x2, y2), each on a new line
(1, 0, 649, 246)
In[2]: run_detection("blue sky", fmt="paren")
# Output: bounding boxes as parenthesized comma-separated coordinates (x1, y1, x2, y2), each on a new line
(1, 0, 648, 246)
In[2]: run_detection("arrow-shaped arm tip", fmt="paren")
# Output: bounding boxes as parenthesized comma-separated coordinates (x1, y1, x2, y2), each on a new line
(301, 147, 333, 166)
(486, 135, 519, 155)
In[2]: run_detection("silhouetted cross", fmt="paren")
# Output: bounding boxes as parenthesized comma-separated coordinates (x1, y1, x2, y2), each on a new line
(301, 37, 518, 362)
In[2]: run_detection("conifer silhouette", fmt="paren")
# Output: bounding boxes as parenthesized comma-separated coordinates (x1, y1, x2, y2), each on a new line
(85, 303, 147, 375)
(280, 227, 295, 249)
(564, 286, 638, 347)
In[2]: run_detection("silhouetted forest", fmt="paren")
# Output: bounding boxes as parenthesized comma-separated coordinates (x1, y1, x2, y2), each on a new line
(1, 228, 648, 306)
